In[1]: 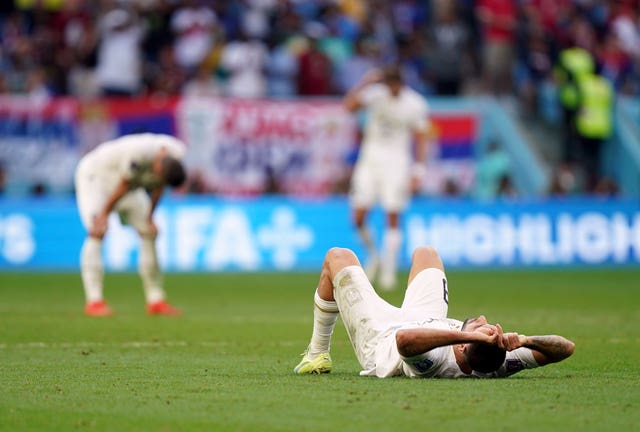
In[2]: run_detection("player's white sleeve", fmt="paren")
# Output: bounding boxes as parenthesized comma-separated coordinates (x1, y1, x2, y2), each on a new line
(400, 345, 452, 377)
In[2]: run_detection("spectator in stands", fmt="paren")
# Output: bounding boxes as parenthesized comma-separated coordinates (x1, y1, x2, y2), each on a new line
(170, 0, 218, 73)
(95, 6, 145, 97)
(554, 44, 595, 165)
(597, 32, 634, 94)
(265, 36, 299, 98)
(337, 35, 379, 94)
(146, 44, 188, 96)
(182, 64, 221, 98)
(49, 0, 95, 96)
(297, 25, 334, 96)
(548, 163, 580, 197)
(427, 2, 471, 96)
(475, 0, 518, 96)
(574, 70, 614, 192)
(220, 31, 268, 98)
(473, 141, 511, 200)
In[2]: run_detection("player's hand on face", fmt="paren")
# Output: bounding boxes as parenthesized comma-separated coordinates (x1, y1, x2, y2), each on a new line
(90, 213, 108, 238)
(500, 332, 523, 351)
(476, 324, 502, 346)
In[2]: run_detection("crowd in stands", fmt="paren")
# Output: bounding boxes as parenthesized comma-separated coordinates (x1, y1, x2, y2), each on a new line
(0, 0, 638, 197)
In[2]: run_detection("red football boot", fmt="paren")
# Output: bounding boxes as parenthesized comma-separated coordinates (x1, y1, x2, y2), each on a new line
(146, 300, 181, 316)
(85, 301, 113, 317)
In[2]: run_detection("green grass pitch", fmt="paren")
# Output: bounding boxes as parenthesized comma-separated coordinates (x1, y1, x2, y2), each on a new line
(1, 269, 639, 431)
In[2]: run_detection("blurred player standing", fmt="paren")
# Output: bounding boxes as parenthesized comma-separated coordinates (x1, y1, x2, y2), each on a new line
(344, 66, 432, 291)
(75, 133, 186, 316)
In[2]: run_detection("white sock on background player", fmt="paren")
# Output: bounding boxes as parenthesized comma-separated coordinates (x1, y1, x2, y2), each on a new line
(380, 228, 402, 290)
(80, 237, 104, 303)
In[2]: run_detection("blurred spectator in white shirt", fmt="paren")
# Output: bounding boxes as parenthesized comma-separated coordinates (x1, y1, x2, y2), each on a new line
(95, 7, 145, 97)
(221, 32, 268, 98)
(171, 0, 218, 72)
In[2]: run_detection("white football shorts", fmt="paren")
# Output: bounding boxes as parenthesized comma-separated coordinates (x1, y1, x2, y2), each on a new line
(349, 156, 411, 212)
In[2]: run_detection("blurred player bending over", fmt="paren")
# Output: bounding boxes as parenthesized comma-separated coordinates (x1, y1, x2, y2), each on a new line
(344, 65, 432, 291)
(294, 246, 575, 378)
(75, 133, 186, 316)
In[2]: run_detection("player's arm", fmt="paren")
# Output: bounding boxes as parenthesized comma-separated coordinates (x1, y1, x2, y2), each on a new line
(503, 334, 575, 366)
(411, 122, 434, 189)
(90, 178, 131, 238)
(343, 69, 382, 112)
(396, 326, 502, 357)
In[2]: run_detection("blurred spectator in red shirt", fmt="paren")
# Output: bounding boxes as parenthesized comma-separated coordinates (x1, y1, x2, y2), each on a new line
(476, 0, 517, 96)
(297, 25, 333, 96)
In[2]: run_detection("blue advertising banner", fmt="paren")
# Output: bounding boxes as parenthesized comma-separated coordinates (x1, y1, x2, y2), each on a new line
(0, 196, 639, 271)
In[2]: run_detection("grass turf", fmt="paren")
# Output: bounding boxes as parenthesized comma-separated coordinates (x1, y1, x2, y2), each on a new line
(1, 269, 639, 431)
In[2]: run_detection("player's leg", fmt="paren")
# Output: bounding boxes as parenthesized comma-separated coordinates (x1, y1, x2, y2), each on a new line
(294, 248, 356, 374)
(400, 246, 449, 321)
(121, 191, 179, 315)
(379, 161, 410, 291)
(75, 164, 111, 316)
(349, 161, 379, 279)
(330, 248, 400, 372)
(379, 211, 402, 290)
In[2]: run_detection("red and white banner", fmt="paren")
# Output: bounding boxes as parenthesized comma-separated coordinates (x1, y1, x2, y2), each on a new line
(176, 97, 357, 196)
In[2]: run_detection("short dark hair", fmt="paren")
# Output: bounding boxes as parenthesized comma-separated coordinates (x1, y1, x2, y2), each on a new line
(161, 156, 186, 187)
(383, 65, 403, 84)
(465, 343, 506, 374)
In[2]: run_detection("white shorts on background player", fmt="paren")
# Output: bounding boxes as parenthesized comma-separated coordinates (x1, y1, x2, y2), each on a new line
(75, 133, 186, 232)
(332, 265, 540, 378)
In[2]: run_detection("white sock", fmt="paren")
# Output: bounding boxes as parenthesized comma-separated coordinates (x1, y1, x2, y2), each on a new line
(81, 237, 104, 303)
(307, 290, 339, 357)
(139, 236, 165, 304)
(381, 228, 402, 280)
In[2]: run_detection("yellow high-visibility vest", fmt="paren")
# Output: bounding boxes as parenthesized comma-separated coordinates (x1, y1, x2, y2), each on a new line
(555, 48, 595, 109)
(575, 74, 614, 139)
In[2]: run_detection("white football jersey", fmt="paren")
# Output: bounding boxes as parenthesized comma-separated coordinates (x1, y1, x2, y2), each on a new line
(367, 318, 540, 378)
(357, 83, 429, 162)
(80, 133, 186, 190)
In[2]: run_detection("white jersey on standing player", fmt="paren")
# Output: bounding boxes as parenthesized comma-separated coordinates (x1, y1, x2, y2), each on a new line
(356, 83, 429, 173)
(78, 134, 185, 192)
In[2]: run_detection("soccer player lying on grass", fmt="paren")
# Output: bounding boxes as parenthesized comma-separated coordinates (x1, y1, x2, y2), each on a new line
(75, 133, 186, 317)
(294, 246, 575, 378)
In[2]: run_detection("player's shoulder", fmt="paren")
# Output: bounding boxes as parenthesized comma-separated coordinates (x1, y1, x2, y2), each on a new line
(402, 87, 428, 106)
(153, 133, 186, 148)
